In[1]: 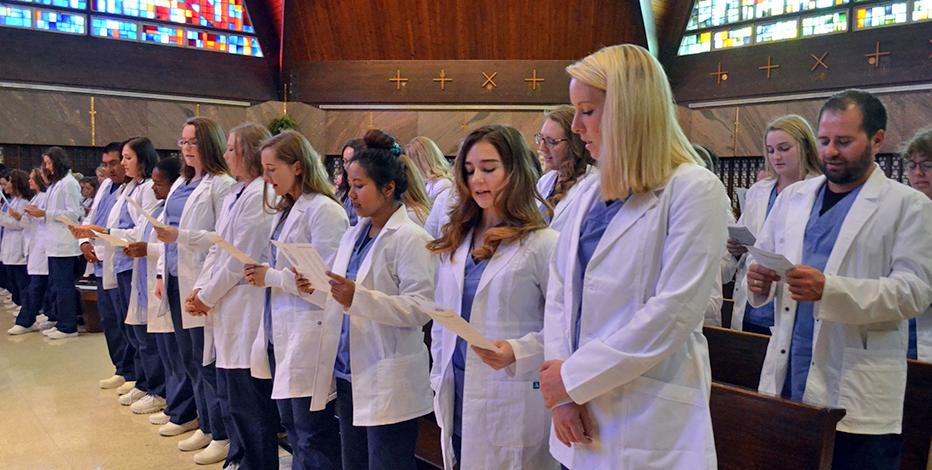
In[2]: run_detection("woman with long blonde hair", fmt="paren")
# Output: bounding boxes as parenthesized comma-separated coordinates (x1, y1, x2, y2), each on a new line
(405, 136, 453, 201)
(538, 44, 727, 469)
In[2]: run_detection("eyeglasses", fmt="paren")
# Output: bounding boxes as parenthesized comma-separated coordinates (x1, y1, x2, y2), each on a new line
(177, 139, 199, 148)
(905, 160, 932, 173)
(534, 134, 568, 149)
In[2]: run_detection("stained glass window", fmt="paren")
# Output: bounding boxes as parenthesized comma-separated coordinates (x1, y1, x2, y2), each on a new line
(855, 1, 909, 27)
(801, 9, 849, 34)
(914, 0, 932, 19)
(185, 29, 226, 52)
(227, 33, 261, 57)
(687, 0, 754, 30)
(713, 25, 754, 49)
(35, 8, 84, 33)
(756, 18, 799, 41)
(91, 15, 135, 39)
(140, 22, 183, 46)
(92, 0, 254, 33)
(32, 0, 87, 8)
(0, 3, 32, 28)
(679, 32, 714, 55)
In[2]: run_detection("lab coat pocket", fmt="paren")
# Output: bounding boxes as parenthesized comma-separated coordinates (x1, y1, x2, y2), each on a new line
(622, 376, 708, 452)
(483, 379, 550, 448)
(839, 346, 906, 425)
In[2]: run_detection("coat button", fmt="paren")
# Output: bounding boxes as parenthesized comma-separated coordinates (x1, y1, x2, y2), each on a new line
(785, 307, 790, 311)
(317, 321, 322, 325)
(780, 349, 786, 354)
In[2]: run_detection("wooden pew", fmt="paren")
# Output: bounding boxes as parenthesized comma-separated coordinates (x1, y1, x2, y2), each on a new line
(711, 382, 845, 470)
(704, 326, 932, 470)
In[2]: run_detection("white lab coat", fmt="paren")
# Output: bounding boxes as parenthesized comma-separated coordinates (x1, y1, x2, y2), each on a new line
(42, 173, 83, 258)
(195, 177, 276, 368)
(917, 308, 932, 361)
(156, 173, 236, 329)
(544, 164, 726, 469)
(319, 205, 436, 425)
(749, 165, 932, 435)
(536, 166, 597, 233)
(23, 192, 49, 276)
(126, 200, 173, 334)
(250, 192, 348, 400)
(0, 196, 29, 265)
(424, 189, 457, 239)
(430, 228, 559, 470)
(79, 177, 120, 277)
(425, 178, 453, 202)
(108, 179, 158, 324)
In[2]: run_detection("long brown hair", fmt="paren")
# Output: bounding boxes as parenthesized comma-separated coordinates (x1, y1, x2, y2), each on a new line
(182, 116, 229, 181)
(544, 105, 594, 210)
(428, 125, 546, 261)
(230, 122, 272, 181)
(260, 130, 335, 212)
(8, 169, 34, 200)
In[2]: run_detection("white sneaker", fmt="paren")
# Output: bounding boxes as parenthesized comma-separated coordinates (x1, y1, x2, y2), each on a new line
(222, 463, 239, 470)
(99, 375, 126, 389)
(41, 327, 58, 336)
(118, 387, 146, 406)
(149, 411, 171, 425)
(193, 439, 229, 465)
(46, 329, 78, 340)
(130, 394, 166, 414)
(7, 324, 35, 335)
(38, 321, 57, 331)
(36, 314, 48, 323)
(116, 381, 137, 395)
(159, 418, 199, 437)
(178, 429, 212, 451)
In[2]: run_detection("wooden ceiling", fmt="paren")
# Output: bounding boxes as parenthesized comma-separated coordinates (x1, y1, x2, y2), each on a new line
(282, 0, 648, 63)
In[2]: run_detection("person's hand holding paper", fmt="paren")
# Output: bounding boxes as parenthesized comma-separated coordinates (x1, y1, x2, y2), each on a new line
(270, 241, 331, 294)
(416, 303, 498, 351)
(207, 233, 259, 265)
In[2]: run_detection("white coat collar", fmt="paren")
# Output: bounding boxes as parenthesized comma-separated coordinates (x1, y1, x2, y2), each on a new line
(446, 227, 522, 299)
(353, 203, 410, 284)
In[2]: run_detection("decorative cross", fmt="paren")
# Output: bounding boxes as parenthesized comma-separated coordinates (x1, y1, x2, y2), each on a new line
(389, 69, 408, 90)
(432, 69, 452, 90)
(758, 56, 780, 79)
(195, 103, 201, 116)
(864, 42, 890, 67)
(524, 69, 545, 91)
(89, 96, 97, 146)
(708, 62, 728, 85)
(283, 83, 289, 115)
(367, 112, 375, 129)
(810, 52, 829, 71)
(481, 72, 498, 90)
(460, 113, 470, 132)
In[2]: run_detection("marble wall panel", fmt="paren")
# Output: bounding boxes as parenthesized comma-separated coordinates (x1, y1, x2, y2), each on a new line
(0, 89, 36, 144)
(147, 101, 196, 149)
(417, 111, 512, 155)
(324, 111, 417, 155)
(735, 102, 788, 157)
(511, 111, 548, 154)
(32, 92, 90, 146)
(287, 102, 326, 153)
(689, 107, 736, 157)
(245, 101, 284, 129)
(198, 104, 248, 136)
(881, 91, 932, 154)
(95, 96, 148, 146)
(676, 105, 691, 137)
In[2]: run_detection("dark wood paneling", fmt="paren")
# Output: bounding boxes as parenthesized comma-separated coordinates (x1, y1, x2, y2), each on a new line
(0, 27, 277, 102)
(243, 0, 282, 94)
(657, 0, 696, 68)
(670, 23, 932, 103)
(292, 60, 572, 105)
(283, 0, 646, 63)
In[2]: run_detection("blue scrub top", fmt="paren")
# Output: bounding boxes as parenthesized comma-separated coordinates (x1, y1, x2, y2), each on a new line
(540, 177, 558, 223)
(135, 204, 163, 313)
(573, 197, 627, 351)
(264, 208, 291, 345)
(453, 246, 489, 438)
(114, 184, 142, 274)
(783, 183, 863, 401)
(164, 178, 201, 277)
(334, 223, 376, 381)
(342, 196, 357, 227)
(744, 183, 780, 329)
(91, 183, 122, 277)
(908, 319, 918, 359)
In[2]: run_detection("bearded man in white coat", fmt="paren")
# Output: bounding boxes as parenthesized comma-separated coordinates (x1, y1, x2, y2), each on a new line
(747, 89, 932, 469)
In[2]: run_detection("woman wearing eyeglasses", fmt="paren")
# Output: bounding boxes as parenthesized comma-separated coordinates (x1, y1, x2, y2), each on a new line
(903, 128, 932, 361)
(534, 106, 596, 232)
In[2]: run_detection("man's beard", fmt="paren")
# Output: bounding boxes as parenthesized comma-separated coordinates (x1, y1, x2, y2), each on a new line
(821, 146, 873, 186)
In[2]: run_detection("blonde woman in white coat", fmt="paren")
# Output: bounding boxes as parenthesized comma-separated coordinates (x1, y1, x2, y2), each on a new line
(24, 147, 86, 339)
(724, 115, 821, 334)
(187, 122, 277, 468)
(154, 117, 235, 457)
(534, 105, 596, 233)
(0, 170, 33, 311)
(540, 45, 727, 469)
(300, 129, 435, 470)
(405, 136, 453, 202)
(427, 125, 559, 470)
(245, 130, 348, 469)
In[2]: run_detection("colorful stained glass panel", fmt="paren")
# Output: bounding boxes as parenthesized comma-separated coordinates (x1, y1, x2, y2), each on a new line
(227, 33, 261, 56)
(186, 29, 227, 52)
(0, 3, 33, 28)
(35, 8, 85, 33)
(855, 2, 908, 28)
(678, 32, 713, 55)
(92, 0, 254, 33)
(914, 0, 932, 20)
(32, 0, 87, 8)
(140, 22, 184, 46)
(801, 9, 849, 35)
(713, 25, 753, 49)
(91, 15, 136, 39)
(756, 18, 799, 42)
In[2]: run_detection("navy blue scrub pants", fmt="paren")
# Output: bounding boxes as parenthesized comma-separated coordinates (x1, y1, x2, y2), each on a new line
(832, 432, 902, 470)
(334, 377, 419, 470)
(155, 331, 198, 425)
(7, 264, 28, 306)
(216, 367, 279, 469)
(94, 275, 135, 379)
(46, 256, 85, 334)
(269, 345, 341, 470)
(14, 274, 48, 328)
(167, 275, 227, 440)
(116, 270, 165, 396)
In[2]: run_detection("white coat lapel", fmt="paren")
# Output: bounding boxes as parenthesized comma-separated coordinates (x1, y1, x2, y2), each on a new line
(476, 237, 519, 294)
(562, 178, 601, 336)
(823, 166, 884, 275)
(784, 182, 820, 264)
(354, 205, 408, 284)
(588, 190, 658, 266)
(279, 193, 313, 243)
(181, 173, 213, 226)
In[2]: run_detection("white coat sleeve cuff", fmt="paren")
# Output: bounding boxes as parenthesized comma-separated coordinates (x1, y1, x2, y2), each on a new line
(504, 333, 544, 378)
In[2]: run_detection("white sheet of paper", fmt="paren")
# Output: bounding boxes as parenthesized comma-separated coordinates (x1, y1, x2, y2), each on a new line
(54, 215, 77, 226)
(747, 246, 795, 276)
(417, 303, 498, 351)
(207, 233, 259, 265)
(727, 225, 757, 246)
(125, 196, 168, 229)
(92, 230, 130, 247)
(271, 241, 331, 293)
(736, 188, 748, 214)
(0, 190, 10, 208)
